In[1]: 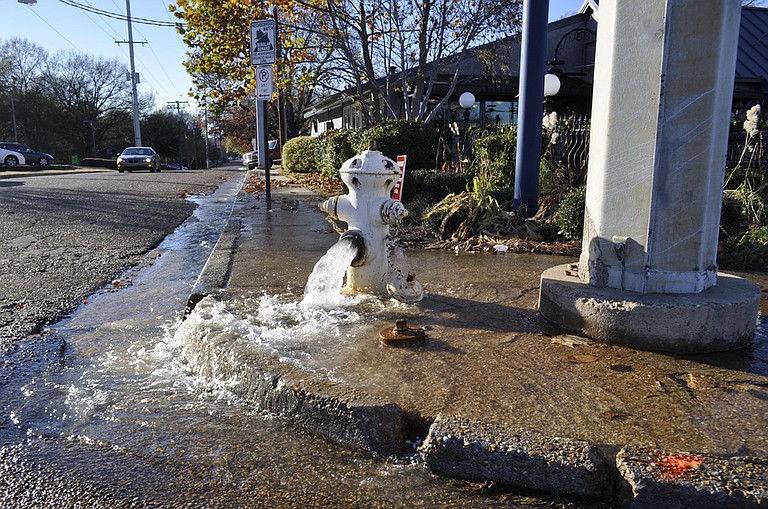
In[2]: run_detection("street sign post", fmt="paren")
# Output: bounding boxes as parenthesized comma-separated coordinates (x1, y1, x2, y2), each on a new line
(392, 155, 407, 201)
(250, 18, 278, 209)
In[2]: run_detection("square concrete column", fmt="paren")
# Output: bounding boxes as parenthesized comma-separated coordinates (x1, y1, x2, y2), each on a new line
(539, 0, 761, 353)
(579, 0, 740, 294)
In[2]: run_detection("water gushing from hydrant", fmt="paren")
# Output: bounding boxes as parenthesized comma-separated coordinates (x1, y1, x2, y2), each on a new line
(301, 239, 359, 309)
(319, 150, 424, 303)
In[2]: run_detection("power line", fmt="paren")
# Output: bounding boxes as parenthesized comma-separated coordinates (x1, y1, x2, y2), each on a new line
(57, 0, 185, 27)
(23, 5, 82, 52)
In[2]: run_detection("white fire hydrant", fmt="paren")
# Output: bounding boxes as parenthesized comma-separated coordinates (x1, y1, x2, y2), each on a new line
(319, 150, 423, 303)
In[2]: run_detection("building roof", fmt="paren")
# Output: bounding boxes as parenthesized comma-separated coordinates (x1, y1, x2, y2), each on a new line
(737, 7, 768, 82)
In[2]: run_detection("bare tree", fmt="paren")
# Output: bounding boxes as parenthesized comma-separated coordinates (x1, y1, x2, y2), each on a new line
(304, 0, 522, 125)
(40, 51, 136, 154)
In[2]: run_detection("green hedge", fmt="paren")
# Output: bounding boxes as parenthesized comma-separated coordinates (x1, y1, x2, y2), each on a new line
(309, 121, 439, 179)
(316, 129, 360, 178)
(555, 185, 586, 241)
(402, 169, 472, 203)
(282, 136, 319, 173)
(470, 126, 517, 190)
(351, 120, 439, 173)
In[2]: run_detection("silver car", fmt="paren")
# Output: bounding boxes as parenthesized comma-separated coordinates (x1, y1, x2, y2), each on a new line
(117, 147, 160, 173)
(0, 142, 53, 166)
(0, 147, 26, 167)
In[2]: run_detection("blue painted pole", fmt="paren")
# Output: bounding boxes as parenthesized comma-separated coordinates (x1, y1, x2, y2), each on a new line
(513, 0, 550, 217)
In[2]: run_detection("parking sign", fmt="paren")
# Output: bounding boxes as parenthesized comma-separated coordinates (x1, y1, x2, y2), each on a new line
(256, 66, 273, 99)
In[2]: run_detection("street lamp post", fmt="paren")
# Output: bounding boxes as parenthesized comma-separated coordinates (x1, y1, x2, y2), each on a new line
(83, 120, 96, 157)
(459, 91, 475, 169)
(543, 73, 561, 114)
(10, 97, 18, 142)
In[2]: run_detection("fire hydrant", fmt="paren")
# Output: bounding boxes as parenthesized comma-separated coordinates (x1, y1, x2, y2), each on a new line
(319, 150, 423, 303)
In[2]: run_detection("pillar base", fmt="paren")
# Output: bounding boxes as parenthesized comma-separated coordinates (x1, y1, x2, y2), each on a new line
(538, 264, 760, 354)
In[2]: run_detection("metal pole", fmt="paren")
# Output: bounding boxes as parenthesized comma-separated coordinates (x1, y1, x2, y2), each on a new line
(204, 106, 210, 169)
(274, 9, 287, 147)
(86, 120, 96, 156)
(125, 0, 142, 146)
(168, 101, 188, 169)
(10, 97, 18, 142)
(513, 0, 550, 217)
(257, 99, 272, 207)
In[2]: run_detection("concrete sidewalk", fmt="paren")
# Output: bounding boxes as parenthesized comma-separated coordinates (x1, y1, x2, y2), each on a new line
(188, 169, 768, 507)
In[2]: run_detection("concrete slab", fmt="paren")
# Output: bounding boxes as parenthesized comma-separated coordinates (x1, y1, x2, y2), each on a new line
(539, 264, 761, 354)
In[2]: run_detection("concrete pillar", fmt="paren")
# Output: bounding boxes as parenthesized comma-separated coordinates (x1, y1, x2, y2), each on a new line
(579, 0, 739, 294)
(538, 0, 761, 353)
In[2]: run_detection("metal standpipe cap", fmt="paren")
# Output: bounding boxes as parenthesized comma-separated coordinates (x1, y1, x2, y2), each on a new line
(379, 319, 428, 348)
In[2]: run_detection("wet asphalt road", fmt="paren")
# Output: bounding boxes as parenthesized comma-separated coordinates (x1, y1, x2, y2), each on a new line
(0, 165, 243, 350)
(0, 164, 241, 507)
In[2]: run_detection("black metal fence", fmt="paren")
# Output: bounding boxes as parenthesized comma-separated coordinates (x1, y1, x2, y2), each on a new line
(450, 116, 766, 189)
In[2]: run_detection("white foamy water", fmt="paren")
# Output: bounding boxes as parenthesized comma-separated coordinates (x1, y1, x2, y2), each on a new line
(171, 291, 391, 379)
(301, 240, 359, 309)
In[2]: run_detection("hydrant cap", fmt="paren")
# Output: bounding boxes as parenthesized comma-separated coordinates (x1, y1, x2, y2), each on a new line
(339, 150, 399, 176)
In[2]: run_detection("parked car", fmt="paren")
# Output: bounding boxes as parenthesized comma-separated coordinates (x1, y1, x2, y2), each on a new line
(242, 150, 257, 170)
(0, 147, 26, 167)
(242, 140, 281, 170)
(0, 142, 53, 166)
(117, 147, 160, 173)
(268, 140, 281, 162)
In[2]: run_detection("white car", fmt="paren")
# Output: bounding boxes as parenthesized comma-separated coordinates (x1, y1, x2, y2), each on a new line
(0, 147, 26, 167)
(117, 146, 160, 173)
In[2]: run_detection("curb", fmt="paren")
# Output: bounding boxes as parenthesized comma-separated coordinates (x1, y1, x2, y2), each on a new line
(419, 414, 611, 498)
(617, 446, 768, 508)
(179, 304, 411, 457)
(186, 218, 242, 314)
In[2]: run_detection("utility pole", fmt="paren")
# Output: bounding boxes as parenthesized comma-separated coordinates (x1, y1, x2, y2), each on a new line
(115, 0, 145, 147)
(10, 97, 18, 142)
(167, 100, 188, 170)
(83, 120, 96, 156)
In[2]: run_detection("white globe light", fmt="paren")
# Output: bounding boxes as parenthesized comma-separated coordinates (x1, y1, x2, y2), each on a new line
(459, 92, 476, 109)
(544, 73, 561, 97)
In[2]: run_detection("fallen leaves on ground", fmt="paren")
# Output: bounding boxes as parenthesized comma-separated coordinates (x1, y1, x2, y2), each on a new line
(242, 174, 296, 195)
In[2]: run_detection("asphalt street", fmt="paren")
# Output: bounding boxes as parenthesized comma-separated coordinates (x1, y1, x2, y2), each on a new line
(0, 164, 244, 351)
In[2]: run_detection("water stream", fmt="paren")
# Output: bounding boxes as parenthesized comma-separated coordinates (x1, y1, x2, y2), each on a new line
(1, 173, 589, 507)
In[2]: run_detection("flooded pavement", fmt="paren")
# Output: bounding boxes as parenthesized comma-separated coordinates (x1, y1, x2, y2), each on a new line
(223, 177, 768, 459)
(1, 171, 613, 508)
(208, 173, 767, 505)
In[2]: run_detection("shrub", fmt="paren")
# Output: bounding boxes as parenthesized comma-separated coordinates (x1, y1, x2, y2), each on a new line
(403, 169, 472, 203)
(316, 129, 360, 179)
(423, 177, 525, 239)
(353, 120, 439, 173)
(470, 126, 517, 190)
(282, 136, 319, 173)
(80, 158, 116, 170)
(555, 185, 586, 241)
(720, 189, 751, 242)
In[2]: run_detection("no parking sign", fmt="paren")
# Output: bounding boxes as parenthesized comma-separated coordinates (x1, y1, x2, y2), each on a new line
(256, 66, 273, 100)
(392, 155, 407, 201)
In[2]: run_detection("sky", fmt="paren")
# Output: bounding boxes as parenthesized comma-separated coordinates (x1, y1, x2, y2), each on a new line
(5, 0, 585, 114)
